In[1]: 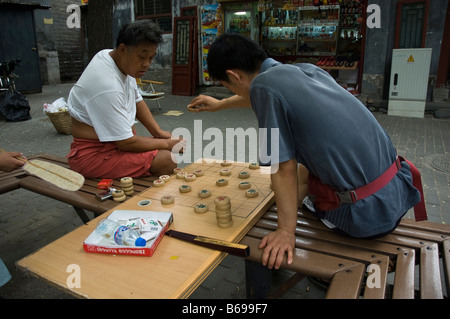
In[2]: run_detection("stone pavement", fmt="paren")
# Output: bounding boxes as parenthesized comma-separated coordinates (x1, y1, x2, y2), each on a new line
(0, 83, 449, 299)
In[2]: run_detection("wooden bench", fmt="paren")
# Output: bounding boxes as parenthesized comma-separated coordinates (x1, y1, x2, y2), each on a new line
(241, 204, 450, 299)
(3, 154, 449, 299)
(0, 159, 28, 194)
(0, 154, 157, 223)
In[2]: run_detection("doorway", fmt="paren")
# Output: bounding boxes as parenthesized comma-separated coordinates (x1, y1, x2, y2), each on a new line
(171, 7, 198, 96)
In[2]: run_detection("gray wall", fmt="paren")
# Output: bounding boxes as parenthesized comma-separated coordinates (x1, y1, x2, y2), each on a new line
(362, 0, 449, 100)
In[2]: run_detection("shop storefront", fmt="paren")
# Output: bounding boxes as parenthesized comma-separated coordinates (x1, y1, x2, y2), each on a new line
(213, 0, 366, 93)
(259, 0, 367, 94)
(199, 1, 260, 85)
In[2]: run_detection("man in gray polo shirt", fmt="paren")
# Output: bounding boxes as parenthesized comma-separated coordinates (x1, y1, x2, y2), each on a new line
(189, 34, 423, 270)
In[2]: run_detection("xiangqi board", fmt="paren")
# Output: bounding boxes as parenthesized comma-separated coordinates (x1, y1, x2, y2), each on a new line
(143, 160, 273, 218)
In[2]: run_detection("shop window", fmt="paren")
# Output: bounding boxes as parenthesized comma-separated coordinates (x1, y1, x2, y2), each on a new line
(396, 0, 429, 48)
(136, 0, 172, 32)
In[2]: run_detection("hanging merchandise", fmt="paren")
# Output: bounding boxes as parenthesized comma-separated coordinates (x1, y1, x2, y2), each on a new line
(259, 0, 366, 92)
(200, 4, 222, 85)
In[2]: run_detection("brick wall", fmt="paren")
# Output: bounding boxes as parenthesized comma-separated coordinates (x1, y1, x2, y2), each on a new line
(50, 0, 85, 82)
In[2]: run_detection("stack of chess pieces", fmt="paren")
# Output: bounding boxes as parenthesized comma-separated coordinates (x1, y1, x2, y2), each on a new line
(112, 177, 134, 202)
(214, 195, 232, 228)
(155, 161, 263, 228)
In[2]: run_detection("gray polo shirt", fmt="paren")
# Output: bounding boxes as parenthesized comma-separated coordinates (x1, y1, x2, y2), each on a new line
(250, 58, 420, 237)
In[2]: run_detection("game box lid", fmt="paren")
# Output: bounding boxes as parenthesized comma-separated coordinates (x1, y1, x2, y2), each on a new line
(83, 210, 173, 257)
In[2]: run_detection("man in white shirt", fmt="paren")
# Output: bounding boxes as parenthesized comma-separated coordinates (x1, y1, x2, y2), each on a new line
(67, 20, 182, 178)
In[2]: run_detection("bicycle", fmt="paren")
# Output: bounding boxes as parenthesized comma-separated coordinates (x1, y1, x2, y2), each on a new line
(0, 58, 31, 122)
(0, 58, 21, 93)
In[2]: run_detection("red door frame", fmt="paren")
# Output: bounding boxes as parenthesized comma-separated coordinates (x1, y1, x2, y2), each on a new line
(436, 1, 450, 87)
(172, 16, 195, 96)
(181, 6, 199, 93)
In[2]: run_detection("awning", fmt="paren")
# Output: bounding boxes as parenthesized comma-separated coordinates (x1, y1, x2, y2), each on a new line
(0, 0, 52, 9)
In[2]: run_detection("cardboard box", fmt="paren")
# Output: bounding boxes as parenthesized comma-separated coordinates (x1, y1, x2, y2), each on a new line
(83, 210, 173, 257)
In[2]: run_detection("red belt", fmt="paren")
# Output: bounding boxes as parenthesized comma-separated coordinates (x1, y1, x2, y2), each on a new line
(308, 156, 427, 221)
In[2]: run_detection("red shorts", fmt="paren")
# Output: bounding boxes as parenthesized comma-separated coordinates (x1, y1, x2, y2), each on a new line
(67, 138, 158, 179)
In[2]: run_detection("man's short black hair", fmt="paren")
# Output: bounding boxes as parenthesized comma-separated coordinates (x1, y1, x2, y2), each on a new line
(207, 33, 268, 82)
(116, 20, 163, 48)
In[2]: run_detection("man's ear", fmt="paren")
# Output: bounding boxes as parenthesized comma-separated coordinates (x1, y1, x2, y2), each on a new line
(225, 69, 244, 84)
(117, 43, 128, 57)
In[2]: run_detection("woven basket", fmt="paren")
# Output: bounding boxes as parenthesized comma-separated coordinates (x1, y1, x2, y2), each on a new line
(46, 110, 72, 135)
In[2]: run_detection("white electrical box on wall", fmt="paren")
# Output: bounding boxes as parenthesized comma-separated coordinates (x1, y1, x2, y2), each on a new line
(388, 48, 432, 118)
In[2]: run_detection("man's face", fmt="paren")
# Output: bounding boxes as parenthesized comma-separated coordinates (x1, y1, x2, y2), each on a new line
(120, 42, 158, 78)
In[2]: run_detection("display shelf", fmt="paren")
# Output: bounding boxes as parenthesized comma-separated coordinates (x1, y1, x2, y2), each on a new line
(319, 61, 358, 70)
(258, 0, 364, 90)
(296, 4, 339, 56)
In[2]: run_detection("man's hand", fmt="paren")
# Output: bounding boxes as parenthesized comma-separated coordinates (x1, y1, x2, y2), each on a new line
(187, 95, 222, 112)
(153, 129, 172, 139)
(169, 135, 186, 154)
(259, 228, 295, 270)
(188, 94, 251, 112)
(260, 159, 298, 270)
(0, 151, 26, 172)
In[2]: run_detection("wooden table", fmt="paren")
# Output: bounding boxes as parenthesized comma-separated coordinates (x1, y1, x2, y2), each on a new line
(17, 160, 274, 299)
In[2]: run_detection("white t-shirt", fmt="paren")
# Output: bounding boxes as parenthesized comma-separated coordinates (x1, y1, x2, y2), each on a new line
(68, 49, 143, 142)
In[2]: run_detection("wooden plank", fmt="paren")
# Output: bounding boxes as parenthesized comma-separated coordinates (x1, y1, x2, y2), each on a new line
(16, 154, 157, 219)
(443, 240, 450, 296)
(262, 211, 424, 256)
(0, 176, 20, 194)
(19, 176, 117, 214)
(392, 226, 450, 244)
(392, 249, 416, 299)
(242, 236, 362, 281)
(400, 218, 450, 236)
(420, 243, 443, 299)
(326, 264, 365, 299)
(248, 225, 393, 265)
(0, 169, 27, 181)
(270, 209, 436, 250)
(256, 203, 450, 299)
(362, 257, 389, 299)
(35, 153, 69, 164)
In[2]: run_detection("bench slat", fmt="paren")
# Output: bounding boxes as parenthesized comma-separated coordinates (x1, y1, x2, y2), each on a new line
(19, 176, 117, 215)
(326, 264, 365, 299)
(362, 257, 389, 299)
(392, 249, 415, 299)
(420, 243, 443, 299)
(262, 211, 429, 255)
(249, 225, 394, 265)
(12, 154, 156, 221)
(244, 204, 450, 299)
(0, 177, 21, 194)
(443, 240, 450, 295)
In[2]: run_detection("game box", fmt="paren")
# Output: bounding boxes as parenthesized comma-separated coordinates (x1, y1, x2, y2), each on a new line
(83, 210, 173, 257)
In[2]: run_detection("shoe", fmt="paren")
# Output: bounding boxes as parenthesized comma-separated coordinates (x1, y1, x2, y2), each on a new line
(345, 56, 355, 68)
(326, 57, 335, 66)
(302, 196, 316, 213)
(318, 57, 328, 66)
